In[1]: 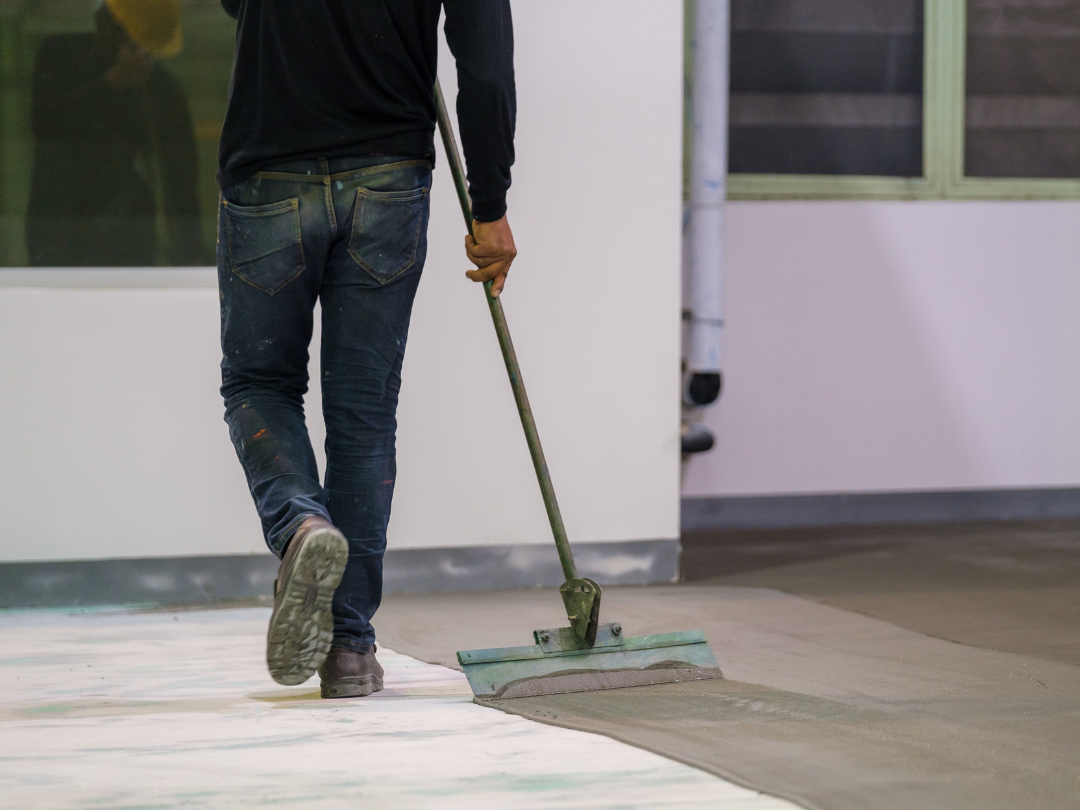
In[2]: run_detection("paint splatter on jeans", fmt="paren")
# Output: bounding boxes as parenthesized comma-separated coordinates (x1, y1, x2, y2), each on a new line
(218, 155, 432, 652)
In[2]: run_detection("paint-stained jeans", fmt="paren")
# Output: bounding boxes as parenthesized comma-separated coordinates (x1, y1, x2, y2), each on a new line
(218, 156, 432, 653)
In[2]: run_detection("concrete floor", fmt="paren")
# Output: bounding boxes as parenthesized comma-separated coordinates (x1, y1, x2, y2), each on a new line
(376, 521, 1080, 810)
(0, 606, 797, 809)
(4, 521, 1076, 809)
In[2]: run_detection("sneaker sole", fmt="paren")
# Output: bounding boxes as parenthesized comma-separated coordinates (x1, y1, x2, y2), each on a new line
(321, 674, 384, 699)
(266, 528, 348, 686)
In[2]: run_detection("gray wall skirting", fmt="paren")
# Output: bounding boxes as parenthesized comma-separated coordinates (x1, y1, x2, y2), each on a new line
(11, 487, 1077, 608)
(382, 538, 678, 593)
(0, 539, 679, 609)
(0, 555, 278, 609)
(681, 487, 1080, 531)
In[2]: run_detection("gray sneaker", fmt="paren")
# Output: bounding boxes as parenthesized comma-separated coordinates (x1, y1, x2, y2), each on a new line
(319, 645, 385, 699)
(266, 516, 348, 686)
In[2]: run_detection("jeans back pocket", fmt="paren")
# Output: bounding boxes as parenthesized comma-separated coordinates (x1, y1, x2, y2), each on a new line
(224, 198, 305, 295)
(348, 187, 428, 284)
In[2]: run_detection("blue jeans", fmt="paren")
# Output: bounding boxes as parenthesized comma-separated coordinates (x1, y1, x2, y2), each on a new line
(218, 155, 432, 652)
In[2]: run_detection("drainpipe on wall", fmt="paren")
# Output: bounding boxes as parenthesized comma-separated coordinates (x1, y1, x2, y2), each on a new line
(682, 0, 728, 456)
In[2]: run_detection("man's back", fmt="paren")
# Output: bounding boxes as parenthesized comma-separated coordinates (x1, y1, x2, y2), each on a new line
(219, 0, 515, 221)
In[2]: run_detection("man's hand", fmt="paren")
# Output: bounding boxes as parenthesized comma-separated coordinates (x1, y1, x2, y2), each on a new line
(465, 215, 517, 298)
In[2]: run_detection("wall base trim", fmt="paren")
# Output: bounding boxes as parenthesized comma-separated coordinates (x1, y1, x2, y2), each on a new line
(682, 487, 1080, 531)
(0, 539, 679, 609)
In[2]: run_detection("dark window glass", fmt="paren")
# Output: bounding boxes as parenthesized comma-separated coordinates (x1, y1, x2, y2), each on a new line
(729, 0, 924, 176)
(966, 0, 1080, 178)
(0, 0, 231, 267)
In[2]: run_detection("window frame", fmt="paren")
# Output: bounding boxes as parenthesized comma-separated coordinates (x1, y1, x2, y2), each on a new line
(728, 0, 1080, 201)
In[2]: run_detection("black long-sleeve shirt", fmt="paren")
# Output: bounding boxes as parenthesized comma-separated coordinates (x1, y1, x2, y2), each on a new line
(219, 0, 515, 221)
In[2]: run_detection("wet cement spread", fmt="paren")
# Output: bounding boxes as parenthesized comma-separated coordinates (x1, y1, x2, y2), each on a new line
(375, 524, 1080, 810)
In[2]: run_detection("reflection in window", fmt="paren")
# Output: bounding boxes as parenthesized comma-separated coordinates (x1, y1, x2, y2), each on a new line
(966, 0, 1080, 178)
(0, 0, 230, 267)
(729, 0, 924, 176)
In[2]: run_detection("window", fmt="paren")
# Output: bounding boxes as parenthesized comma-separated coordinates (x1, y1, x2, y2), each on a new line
(719, 0, 1080, 199)
(729, 0, 925, 177)
(966, 0, 1080, 179)
(0, 0, 232, 267)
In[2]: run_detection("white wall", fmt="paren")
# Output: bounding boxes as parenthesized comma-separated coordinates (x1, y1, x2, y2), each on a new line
(9, 1, 1075, 560)
(0, 0, 685, 563)
(684, 200, 1080, 498)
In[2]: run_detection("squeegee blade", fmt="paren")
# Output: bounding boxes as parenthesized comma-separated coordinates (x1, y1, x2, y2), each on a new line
(457, 627, 722, 701)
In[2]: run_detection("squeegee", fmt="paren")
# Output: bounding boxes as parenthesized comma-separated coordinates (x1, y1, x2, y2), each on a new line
(435, 81, 723, 701)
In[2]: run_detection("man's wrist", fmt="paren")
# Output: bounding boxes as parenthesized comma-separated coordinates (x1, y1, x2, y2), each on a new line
(471, 194, 507, 223)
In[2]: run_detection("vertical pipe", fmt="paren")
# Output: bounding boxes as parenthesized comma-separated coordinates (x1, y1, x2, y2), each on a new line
(685, 0, 728, 408)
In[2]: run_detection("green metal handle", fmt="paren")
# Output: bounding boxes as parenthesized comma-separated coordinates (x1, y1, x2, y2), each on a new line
(434, 80, 578, 584)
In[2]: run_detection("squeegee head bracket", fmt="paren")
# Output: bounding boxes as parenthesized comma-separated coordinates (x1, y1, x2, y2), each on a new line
(559, 577, 602, 646)
(534, 622, 624, 654)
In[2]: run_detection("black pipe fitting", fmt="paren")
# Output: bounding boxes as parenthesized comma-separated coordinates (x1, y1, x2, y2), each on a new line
(685, 372, 722, 407)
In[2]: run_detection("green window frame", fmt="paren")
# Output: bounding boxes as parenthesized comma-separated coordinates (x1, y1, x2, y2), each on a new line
(727, 0, 1080, 201)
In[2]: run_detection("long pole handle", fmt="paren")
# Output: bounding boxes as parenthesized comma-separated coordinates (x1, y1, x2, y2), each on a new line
(434, 80, 578, 583)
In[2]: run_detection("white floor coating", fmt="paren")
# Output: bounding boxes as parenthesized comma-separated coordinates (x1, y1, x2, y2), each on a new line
(0, 607, 799, 809)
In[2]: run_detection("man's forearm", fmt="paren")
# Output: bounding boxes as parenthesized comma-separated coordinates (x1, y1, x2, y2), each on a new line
(443, 0, 516, 222)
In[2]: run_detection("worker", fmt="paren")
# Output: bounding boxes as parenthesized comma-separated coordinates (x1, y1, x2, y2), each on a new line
(26, 0, 205, 266)
(217, 1, 517, 697)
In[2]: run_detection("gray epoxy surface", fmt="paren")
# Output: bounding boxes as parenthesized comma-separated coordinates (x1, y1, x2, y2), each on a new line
(376, 573, 1080, 810)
